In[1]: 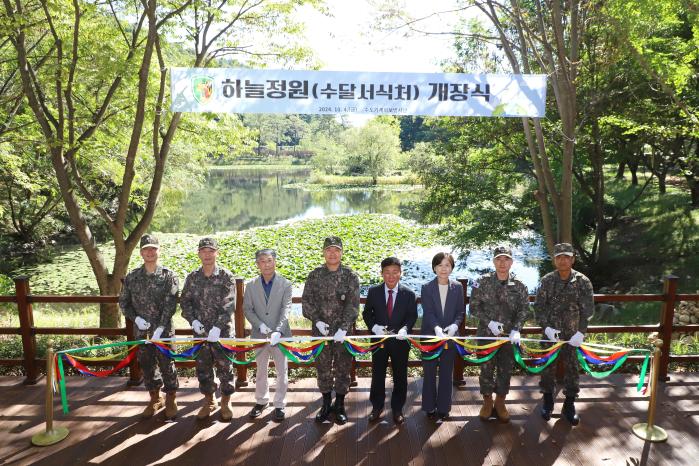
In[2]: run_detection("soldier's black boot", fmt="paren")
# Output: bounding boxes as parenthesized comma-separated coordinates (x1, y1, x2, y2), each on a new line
(541, 393, 554, 421)
(562, 396, 580, 426)
(315, 392, 333, 423)
(334, 393, 348, 425)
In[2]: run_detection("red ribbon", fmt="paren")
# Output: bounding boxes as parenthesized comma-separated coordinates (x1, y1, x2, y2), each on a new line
(63, 348, 138, 377)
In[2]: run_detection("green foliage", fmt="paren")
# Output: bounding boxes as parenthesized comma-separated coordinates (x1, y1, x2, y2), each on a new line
(0, 274, 12, 296)
(343, 120, 401, 183)
(408, 118, 536, 252)
(13, 214, 437, 294)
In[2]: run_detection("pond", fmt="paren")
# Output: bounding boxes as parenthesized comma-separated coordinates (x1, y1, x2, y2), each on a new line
(152, 166, 547, 294)
(152, 167, 420, 233)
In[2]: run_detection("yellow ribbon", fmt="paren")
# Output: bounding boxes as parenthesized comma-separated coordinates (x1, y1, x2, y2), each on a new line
(69, 345, 138, 362)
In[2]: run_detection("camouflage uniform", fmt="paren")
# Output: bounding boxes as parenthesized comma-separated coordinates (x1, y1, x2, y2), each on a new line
(119, 264, 180, 393)
(535, 268, 594, 397)
(470, 272, 529, 396)
(302, 264, 360, 395)
(180, 265, 237, 396)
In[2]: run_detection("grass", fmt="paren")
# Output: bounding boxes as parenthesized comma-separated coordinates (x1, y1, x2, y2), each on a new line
(598, 173, 699, 295)
(209, 163, 309, 171)
(306, 172, 419, 186)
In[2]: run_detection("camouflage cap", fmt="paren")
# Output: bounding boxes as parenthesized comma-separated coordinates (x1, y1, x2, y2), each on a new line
(323, 236, 343, 251)
(198, 237, 219, 251)
(140, 234, 159, 249)
(493, 245, 512, 259)
(553, 242, 575, 257)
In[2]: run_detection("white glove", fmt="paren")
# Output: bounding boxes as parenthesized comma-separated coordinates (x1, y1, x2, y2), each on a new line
(544, 326, 561, 342)
(207, 326, 221, 342)
(270, 331, 281, 346)
(259, 323, 272, 335)
(371, 324, 385, 336)
(569, 331, 584, 347)
(434, 326, 446, 338)
(487, 320, 504, 336)
(134, 316, 150, 331)
(315, 320, 330, 336)
(151, 326, 164, 341)
(192, 319, 205, 335)
(445, 323, 458, 337)
(396, 326, 408, 340)
(333, 328, 347, 342)
(509, 329, 521, 345)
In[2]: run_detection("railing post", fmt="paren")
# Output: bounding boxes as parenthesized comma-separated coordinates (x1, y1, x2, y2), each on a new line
(453, 278, 468, 386)
(234, 278, 248, 387)
(125, 318, 142, 386)
(658, 275, 678, 382)
(15, 276, 39, 385)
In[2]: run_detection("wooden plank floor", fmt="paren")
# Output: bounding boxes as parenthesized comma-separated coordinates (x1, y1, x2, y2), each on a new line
(0, 373, 697, 466)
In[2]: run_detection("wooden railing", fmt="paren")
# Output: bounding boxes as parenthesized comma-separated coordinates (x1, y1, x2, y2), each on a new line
(1, 275, 698, 387)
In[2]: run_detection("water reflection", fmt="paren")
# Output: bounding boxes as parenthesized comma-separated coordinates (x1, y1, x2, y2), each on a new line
(152, 167, 420, 233)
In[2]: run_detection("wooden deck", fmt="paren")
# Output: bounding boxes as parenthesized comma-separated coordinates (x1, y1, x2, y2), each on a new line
(0, 374, 697, 466)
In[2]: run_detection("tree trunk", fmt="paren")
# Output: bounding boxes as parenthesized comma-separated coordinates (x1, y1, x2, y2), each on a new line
(615, 161, 626, 179)
(100, 274, 123, 328)
(657, 171, 667, 194)
(688, 176, 699, 208)
(629, 161, 639, 185)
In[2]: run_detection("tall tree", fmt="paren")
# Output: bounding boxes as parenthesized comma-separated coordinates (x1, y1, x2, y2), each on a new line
(1, 0, 318, 326)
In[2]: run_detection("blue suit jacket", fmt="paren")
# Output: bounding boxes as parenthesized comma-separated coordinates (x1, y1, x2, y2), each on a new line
(420, 278, 465, 335)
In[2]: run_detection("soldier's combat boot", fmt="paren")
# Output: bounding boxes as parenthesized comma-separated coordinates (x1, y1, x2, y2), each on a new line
(220, 395, 233, 421)
(479, 394, 494, 421)
(541, 393, 554, 421)
(142, 390, 164, 419)
(315, 392, 333, 423)
(197, 393, 218, 420)
(334, 393, 348, 425)
(562, 396, 580, 426)
(494, 394, 510, 423)
(164, 392, 178, 420)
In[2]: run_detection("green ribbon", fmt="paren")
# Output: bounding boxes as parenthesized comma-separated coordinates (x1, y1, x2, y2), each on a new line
(636, 353, 650, 392)
(577, 351, 629, 378)
(513, 345, 560, 373)
(460, 348, 500, 365)
(58, 339, 146, 354)
(278, 342, 325, 364)
(57, 355, 69, 414)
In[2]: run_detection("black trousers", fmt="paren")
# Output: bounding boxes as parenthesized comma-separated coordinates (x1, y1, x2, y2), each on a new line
(369, 339, 410, 412)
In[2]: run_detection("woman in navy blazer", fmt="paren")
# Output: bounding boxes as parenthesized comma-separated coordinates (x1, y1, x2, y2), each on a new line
(420, 252, 465, 420)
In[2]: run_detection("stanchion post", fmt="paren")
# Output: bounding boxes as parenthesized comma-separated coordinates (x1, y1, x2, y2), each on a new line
(632, 339, 668, 442)
(31, 340, 69, 446)
(234, 278, 249, 388)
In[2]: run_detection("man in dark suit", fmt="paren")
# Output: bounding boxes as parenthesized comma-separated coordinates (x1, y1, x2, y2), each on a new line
(362, 257, 418, 424)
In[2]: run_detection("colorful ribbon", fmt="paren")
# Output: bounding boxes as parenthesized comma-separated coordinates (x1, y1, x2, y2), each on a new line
(52, 335, 651, 414)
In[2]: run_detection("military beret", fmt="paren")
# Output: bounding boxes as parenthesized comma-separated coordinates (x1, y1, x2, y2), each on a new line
(553, 242, 575, 257)
(198, 237, 219, 250)
(140, 234, 159, 249)
(323, 236, 343, 251)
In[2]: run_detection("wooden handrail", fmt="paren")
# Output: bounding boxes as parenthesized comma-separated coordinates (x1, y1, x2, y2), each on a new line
(2, 275, 698, 385)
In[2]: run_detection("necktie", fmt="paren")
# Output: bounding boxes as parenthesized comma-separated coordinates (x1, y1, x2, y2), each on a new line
(387, 289, 394, 319)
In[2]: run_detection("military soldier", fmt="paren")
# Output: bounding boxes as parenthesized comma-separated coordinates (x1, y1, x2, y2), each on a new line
(180, 237, 237, 421)
(470, 246, 529, 423)
(119, 234, 179, 420)
(302, 236, 360, 425)
(535, 242, 594, 425)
